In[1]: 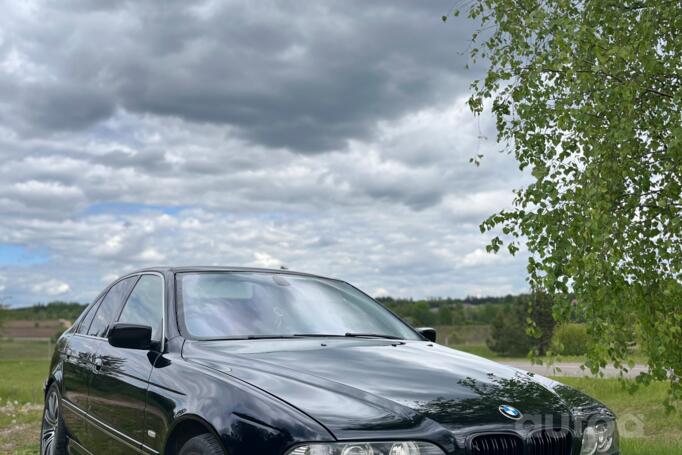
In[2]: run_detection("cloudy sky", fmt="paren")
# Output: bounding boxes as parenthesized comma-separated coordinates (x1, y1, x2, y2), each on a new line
(0, 0, 529, 307)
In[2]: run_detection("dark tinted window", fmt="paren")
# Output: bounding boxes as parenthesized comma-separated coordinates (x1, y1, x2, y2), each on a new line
(118, 275, 163, 341)
(77, 298, 101, 334)
(88, 277, 137, 338)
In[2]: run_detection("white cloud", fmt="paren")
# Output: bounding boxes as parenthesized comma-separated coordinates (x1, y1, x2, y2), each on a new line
(253, 252, 283, 269)
(0, 1, 532, 306)
(372, 287, 390, 297)
(135, 248, 166, 264)
(460, 248, 506, 268)
(32, 279, 71, 296)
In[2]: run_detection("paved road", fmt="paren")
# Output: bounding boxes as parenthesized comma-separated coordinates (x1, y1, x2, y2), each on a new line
(498, 361, 649, 379)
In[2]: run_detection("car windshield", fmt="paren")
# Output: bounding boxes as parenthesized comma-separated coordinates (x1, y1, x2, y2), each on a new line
(177, 272, 420, 340)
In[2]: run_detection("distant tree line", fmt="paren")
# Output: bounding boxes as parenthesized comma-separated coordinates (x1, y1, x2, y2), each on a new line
(378, 292, 587, 357)
(376, 294, 520, 326)
(3, 301, 87, 322)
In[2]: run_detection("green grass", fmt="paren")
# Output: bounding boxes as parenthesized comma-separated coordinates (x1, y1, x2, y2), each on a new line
(450, 341, 647, 366)
(435, 324, 491, 346)
(620, 438, 682, 454)
(438, 325, 648, 365)
(558, 377, 682, 445)
(0, 339, 53, 361)
(0, 359, 49, 454)
(0, 360, 50, 404)
(451, 343, 502, 359)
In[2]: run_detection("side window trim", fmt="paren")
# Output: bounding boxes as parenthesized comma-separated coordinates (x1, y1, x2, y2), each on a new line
(83, 301, 101, 335)
(82, 302, 98, 334)
(75, 297, 102, 334)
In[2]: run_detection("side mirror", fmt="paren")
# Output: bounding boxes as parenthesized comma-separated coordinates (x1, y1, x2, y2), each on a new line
(108, 323, 152, 350)
(417, 327, 436, 343)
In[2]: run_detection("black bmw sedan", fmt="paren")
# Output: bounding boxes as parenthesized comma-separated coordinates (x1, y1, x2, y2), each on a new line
(41, 267, 619, 455)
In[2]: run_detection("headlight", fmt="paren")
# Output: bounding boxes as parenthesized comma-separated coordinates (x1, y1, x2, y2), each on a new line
(581, 420, 618, 454)
(287, 442, 445, 455)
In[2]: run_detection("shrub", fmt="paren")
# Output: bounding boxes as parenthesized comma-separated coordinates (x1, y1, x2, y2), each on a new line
(552, 324, 589, 356)
(487, 292, 557, 357)
(437, 306, 453, 325)
(410, 301, 436, 326)
(487, 307, 533, 357)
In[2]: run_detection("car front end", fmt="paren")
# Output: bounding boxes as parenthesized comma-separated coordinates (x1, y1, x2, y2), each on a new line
(175, 268, 621, 455)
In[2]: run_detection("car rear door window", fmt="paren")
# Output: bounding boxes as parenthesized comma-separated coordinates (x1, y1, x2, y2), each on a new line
(87, 277, 137, 338)
(76, 297, 101, 334)
(117, 275, 163, 342)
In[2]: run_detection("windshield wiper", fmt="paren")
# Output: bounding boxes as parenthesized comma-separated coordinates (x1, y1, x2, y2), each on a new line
(206, 335, 298, 340)
(293, 333, 402, 340)
(246, 334, 297, 340)
(207, 333, 405, 341)
(344, 332, 402, 340)
(293, 333, 347, 338)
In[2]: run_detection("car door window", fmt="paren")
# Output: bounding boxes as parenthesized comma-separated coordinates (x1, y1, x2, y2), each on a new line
(117, 275, 163, 342)
(87, 277, 137, 338)
(76, 297, 102, 334)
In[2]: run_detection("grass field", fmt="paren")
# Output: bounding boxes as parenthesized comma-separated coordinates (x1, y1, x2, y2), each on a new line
(438, 324, 647, 360)
(560, 377, 682, 454)
(0, 358, 48, 454)
(0, 339, 679, 454)
(0, 338, 55, 361)
(450, 342, 604, 364)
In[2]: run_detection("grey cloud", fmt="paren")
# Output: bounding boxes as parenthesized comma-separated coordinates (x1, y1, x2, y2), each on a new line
(3, 0, 475, 152)
(355, 174, 444, 210)
(0, 179, 87, 219)
(98, 149, 172, 173)
(20, 84, 115, 132)
(0, 103, 525, 217)
(0, 1, 531, 306)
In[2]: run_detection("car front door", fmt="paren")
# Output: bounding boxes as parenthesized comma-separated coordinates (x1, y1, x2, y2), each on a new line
(88, 273, 165, 454)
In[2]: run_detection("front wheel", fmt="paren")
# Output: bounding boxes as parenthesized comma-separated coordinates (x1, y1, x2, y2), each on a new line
(40, 383, 67, 455)
(178, 433, 224, 455)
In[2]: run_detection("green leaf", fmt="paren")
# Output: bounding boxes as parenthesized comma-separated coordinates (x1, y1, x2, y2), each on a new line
(446, 0, 682, 404)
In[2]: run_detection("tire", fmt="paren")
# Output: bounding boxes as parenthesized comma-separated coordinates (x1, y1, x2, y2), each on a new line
(40, 383, 67, 455)
(178, 433, 225, 455)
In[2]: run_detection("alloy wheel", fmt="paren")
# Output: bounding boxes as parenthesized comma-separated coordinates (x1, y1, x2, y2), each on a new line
(41, 388, 60, 455)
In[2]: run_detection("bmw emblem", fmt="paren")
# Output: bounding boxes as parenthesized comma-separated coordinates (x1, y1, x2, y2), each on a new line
(499, 404, 522, 420)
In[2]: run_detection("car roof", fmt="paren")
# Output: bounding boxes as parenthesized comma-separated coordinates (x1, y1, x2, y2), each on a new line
(126, 266, 337, 281)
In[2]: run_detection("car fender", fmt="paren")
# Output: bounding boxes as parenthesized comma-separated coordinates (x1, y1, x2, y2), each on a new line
(145, 353, 335, 455)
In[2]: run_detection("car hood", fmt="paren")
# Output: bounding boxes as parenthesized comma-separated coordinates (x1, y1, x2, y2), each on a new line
(182, 338, 578, 440)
